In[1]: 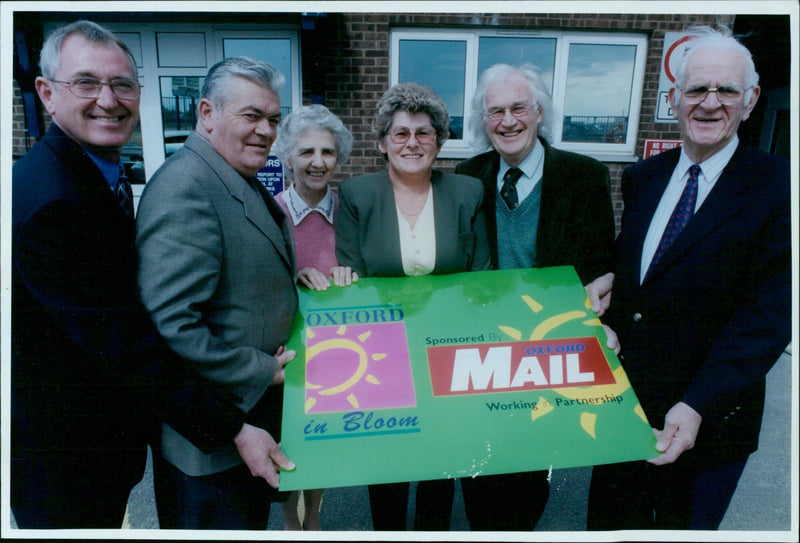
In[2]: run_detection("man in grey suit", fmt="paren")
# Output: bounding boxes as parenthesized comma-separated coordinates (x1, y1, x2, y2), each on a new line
(136, 57, 298, 529)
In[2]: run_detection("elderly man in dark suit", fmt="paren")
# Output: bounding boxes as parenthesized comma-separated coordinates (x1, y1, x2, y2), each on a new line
(586, 25, 790, 530)
(11, 20, 248, 529)
(136, 56, 297, 530)
(454, 63, 616, 531)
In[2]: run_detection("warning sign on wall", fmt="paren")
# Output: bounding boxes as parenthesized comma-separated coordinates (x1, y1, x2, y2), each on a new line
(656, 33, 697, 123)
(643, 139, 683, 159)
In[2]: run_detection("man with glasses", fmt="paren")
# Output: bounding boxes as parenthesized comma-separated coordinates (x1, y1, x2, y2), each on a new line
(454, 63, 616, 530)
(11, 20, 249, 528)
(586, 25, 790, 530)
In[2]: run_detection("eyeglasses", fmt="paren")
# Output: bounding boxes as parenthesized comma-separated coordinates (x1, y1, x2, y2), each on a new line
(679, 85, 751, 106)
(51, 77, 141, 100)
(483, 104, 534, 123)
(387, 127, 437, 145)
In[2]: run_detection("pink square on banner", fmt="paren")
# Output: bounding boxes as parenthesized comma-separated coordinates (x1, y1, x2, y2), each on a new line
(304, 322, 416, 413)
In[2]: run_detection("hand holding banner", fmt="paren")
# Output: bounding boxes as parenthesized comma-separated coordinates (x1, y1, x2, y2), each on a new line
(280, 266, 657, 490)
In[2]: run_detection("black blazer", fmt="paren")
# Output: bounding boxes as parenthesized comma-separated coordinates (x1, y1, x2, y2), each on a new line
(455, 138, 615, 284)
(11, 125, 246, 481)
(606, 146, 791, 467)
(335, 169, 491, 277)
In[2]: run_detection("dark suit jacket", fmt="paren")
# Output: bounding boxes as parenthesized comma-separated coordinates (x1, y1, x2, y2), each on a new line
(606, 146, 791, 467)
(335, 169, 491, 277)
(136, 132, 298, 476)
(455, 138, 615, 283)
(11, 125, 246, 501)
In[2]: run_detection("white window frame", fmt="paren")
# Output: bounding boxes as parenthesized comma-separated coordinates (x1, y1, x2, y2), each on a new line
(390, 28, 647, 161)
(54, 21, 301, 188)
(389, 30, 477, 159)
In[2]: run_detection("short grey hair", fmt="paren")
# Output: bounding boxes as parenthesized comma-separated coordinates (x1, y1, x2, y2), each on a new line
(374, 83, 450, 148)
(200, 56, 285, 111)
(39, 20, 138, 80)
(672, 25, 760, 106)
(273, 104, 354, 166)
(468, 63, 554, 151)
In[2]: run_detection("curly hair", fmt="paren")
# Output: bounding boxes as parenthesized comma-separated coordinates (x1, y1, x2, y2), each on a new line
(373, 83, 450, 148)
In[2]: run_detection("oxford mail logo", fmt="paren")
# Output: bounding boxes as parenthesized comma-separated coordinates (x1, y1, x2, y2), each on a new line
(427, 337, 615, 396)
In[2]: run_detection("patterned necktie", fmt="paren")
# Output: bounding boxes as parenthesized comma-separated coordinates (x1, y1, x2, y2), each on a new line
(646, 163, 701, 278)
(116, 163, 134, 219)
(500, 167, 523, 210)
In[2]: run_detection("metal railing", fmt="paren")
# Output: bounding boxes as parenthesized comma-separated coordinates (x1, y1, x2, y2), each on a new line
(562, 115, 628, 143)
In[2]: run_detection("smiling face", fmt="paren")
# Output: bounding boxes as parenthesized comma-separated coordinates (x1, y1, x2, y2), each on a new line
(199, 76, 281, 177)
(287, 128, 338, 203)
(669, 47, 759, 163)
(35, 33, 139, 162)
(378, 111, 441, 181)
(483, 73, 542, 167)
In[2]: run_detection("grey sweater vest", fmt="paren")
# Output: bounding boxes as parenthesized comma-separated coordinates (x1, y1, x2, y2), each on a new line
(496, 180, 542, 269)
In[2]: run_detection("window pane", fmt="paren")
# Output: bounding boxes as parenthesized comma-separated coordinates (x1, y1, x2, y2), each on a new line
(156, 32, 207, 67)
(398, 40, 466, 139)
(478, 37, 556, 91)
(563, 43, 636, 143)
(223, 38, 293, 115)
(160, 76, 203, 157)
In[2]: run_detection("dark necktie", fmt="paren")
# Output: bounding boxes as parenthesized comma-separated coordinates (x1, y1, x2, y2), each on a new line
(116, 164, 134, 219)
(501, 167, 523, 210)
(646, 164, 701, 278)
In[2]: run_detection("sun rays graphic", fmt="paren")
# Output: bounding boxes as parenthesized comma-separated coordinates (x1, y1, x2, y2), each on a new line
(303, 322, 415, 413)
(499, 294, 647, 439)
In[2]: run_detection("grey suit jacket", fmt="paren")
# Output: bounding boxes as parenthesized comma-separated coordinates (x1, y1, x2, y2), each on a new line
(136, 133, 298, 476)
(335, 169, 491, 277)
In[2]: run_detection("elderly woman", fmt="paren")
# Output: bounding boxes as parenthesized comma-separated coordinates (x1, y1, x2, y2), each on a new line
(273, 104, 357, 529)
(335, 83, 491, 530)
(274, 104, 358, 293)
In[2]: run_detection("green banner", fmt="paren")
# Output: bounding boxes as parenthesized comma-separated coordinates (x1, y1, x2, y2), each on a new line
(280, 266, 657, 491)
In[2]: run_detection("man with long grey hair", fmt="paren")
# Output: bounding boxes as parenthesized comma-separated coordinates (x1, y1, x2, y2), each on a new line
(455, 63, 616, 531)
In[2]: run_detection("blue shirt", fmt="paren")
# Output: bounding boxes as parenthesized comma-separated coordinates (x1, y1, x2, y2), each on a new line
(84, 149, 123, 194)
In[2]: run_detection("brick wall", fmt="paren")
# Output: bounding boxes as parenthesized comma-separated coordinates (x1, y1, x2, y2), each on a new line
(304, 12, 734, 231)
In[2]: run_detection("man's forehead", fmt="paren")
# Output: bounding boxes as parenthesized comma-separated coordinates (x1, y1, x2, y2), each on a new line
(684, 49, 748, 80)
(59, 35, 135, 76)
(485, 77, 534, 105)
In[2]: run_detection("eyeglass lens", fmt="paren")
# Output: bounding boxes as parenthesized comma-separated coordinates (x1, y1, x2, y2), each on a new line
(683, 86, 744, 104)
(389, 128, 436, 144)
(65, 77, 140, 99)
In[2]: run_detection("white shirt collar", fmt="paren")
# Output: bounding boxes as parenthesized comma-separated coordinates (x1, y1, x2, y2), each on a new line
(677, 135, 739, 187)
(280, 184, 335, 226)
(497, 138, 545, 186)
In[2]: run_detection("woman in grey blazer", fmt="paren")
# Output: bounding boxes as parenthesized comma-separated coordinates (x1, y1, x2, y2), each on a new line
(335, 83, 490, 531)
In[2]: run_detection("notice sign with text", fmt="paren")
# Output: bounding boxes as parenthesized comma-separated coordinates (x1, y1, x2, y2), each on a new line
(280, 267, 658, 491)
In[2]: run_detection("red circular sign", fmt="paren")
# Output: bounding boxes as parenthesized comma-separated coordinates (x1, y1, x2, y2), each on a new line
(664, 35, 696, 83)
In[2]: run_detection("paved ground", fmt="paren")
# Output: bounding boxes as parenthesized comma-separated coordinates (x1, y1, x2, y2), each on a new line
(9, 350, 793, 536)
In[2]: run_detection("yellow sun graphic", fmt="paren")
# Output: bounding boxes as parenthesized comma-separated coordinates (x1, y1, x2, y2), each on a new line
(500, 295, 645, 439)
(304, 326, 387, 412)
